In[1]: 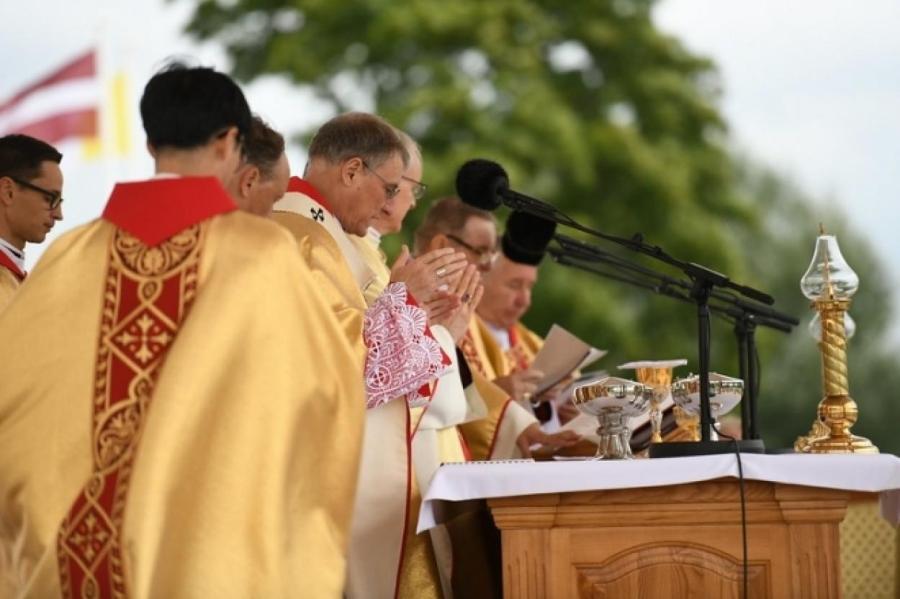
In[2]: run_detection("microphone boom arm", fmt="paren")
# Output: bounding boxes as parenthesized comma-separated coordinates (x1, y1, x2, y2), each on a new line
(500, 188, 774, 305)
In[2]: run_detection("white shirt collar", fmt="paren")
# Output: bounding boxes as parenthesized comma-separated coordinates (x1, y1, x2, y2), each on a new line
(484, 320, 511, 351)
(0, 237, 25, 271)
(365, 227, 382, 247)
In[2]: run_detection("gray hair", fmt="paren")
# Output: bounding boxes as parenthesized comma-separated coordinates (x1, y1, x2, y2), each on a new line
(308, 112, 409, 169)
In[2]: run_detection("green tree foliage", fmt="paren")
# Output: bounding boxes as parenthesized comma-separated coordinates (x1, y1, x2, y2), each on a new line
(186, 0, 898, 453)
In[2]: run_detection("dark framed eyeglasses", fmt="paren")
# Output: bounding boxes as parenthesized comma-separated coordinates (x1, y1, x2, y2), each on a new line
(446, 233, 497, 266)
(402, 175, 428, 202)
(362, 161, 401, 200)
(8, 177, 63, 210)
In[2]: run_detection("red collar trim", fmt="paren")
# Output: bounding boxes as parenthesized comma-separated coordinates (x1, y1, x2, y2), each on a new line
(102, 177, 237, 246)
(0, 251, 26, 281)
(287, 177, 333, 213)
(507, 326, 519, 346)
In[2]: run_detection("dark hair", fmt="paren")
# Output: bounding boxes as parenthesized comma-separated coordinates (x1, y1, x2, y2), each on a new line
(242, 115, 285, 179)
(413, 196, 495, 255)
(0, 134, 62, 180)
(308, 112, 409, 169)
(140, 62, 251, 150)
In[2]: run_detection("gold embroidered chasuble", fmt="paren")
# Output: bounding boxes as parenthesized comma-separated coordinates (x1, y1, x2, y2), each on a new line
(0, 177, 364, 598)
(457, 316, 541, 460)
(465, 316, 543, 379)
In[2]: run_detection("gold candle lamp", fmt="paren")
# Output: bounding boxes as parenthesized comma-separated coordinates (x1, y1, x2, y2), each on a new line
(795, 225, 878, 454)
(619, 359, 687, 443)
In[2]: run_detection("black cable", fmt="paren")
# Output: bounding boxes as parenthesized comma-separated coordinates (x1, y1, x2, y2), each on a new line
(713, 422, 749, 599)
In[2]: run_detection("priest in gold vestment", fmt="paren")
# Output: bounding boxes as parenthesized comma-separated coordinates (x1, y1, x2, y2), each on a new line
(466, 209, 587, 433)
(0, 65, 364, 599)
(0, 134, 64, 310)
(271, 114, 459, 599)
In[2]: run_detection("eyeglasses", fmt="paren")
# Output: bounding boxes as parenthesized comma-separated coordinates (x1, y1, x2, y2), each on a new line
(8, 177, 63, 210)
(362, 161, 401, 200)
(402, 175, 428, 202)
(446, 233, 497, 266)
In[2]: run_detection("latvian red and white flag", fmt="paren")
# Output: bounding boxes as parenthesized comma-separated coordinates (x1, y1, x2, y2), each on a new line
(0, 49, 98, 144)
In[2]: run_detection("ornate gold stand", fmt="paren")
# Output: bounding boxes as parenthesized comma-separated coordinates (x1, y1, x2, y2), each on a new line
(673, 406, 701, 442)
(634, 366, 675, 444)
(797, 299, 878, 454)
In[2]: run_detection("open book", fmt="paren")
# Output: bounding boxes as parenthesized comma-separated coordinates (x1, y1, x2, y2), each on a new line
(529, 324, 607, 394)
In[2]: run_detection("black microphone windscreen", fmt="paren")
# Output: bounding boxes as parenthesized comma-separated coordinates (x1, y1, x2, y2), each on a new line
(455, 159, 507, 211)
(501, 210, 557, 265)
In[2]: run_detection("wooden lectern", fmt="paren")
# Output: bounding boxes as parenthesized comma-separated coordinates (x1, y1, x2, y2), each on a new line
(488, 478, 849, 598)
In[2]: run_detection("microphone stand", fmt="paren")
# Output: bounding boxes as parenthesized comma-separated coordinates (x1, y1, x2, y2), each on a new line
(735, 315, 753, 440)
(729, 310, 790, 440)
(548, 236, 797, 456)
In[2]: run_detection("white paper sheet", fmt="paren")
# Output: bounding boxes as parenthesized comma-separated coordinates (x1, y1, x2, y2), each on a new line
(529, 324, 607, 394)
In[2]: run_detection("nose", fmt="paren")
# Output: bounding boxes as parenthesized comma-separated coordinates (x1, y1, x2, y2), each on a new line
(52, 204, 64, 221)
(516, 289, 531, 309)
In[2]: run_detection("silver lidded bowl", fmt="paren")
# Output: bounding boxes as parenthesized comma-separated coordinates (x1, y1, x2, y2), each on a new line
(574, 376, 652, 459)
(671, 373, 744, 441)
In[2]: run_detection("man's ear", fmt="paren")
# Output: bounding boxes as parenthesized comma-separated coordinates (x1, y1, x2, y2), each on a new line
(238, 165, 260, 197)
(146, 141, 157, 158)
(430, 233, 452, 252)
(340, 156, 364, 186)
(0, 177, 14, 207)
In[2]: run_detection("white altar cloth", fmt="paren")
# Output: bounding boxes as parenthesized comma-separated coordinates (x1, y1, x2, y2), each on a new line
(418, 453, 900, 532)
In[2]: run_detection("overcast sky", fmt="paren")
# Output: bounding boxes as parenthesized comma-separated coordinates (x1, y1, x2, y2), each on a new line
(2, 0, 899, 340)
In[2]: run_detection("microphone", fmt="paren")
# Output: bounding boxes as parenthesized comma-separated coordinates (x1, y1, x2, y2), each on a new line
(455, 159, 506, 210)
(501, 210, 557, 265)
(455, 159, 561, 221)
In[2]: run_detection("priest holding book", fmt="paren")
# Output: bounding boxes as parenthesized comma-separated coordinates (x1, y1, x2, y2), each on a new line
(467, 210, 582, 431)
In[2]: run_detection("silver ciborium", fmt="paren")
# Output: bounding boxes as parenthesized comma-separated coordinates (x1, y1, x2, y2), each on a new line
(574, 376, 652, 459)
(671, 373, 743, 441)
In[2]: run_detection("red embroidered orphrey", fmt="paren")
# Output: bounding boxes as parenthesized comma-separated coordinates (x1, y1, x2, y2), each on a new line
(506, 326, 531, 373)
(56, 226, 204, 598)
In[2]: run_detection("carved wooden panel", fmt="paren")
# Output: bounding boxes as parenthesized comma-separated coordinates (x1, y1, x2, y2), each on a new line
(489, 481, 848, 599)
(574, 543, 769, 599)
